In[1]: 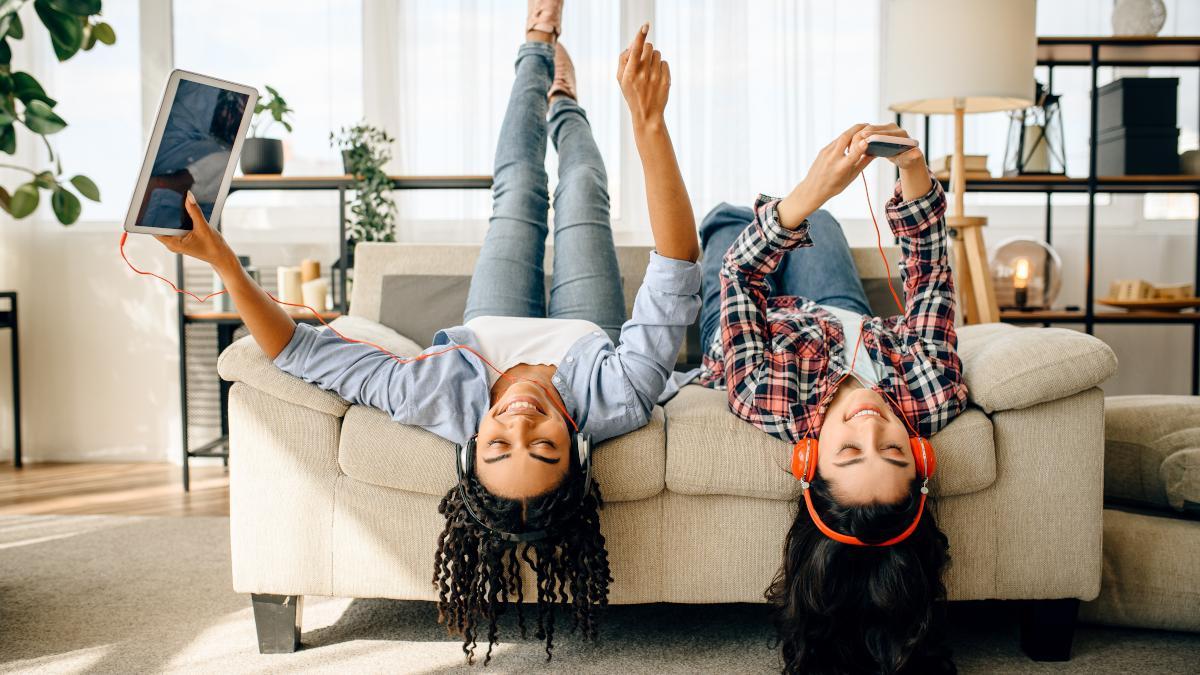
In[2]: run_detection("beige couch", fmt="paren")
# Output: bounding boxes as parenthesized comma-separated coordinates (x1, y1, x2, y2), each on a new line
(218, 243, 1118, 659)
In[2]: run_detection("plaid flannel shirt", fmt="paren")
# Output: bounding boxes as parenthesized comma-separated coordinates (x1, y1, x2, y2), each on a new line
(698, 178, 967, 443)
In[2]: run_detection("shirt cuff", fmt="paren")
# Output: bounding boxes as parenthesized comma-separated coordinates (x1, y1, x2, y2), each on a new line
(644, 251, 703, 296)
(885, 174, 947, 238)
(754, 194, 814, 251)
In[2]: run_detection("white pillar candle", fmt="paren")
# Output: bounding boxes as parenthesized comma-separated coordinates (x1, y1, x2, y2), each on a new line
(302, 278, 329, 312)
(277, 266, 303, 305)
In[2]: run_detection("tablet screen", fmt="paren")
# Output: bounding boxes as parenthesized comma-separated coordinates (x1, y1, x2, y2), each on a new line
(133, 79, 249, 230)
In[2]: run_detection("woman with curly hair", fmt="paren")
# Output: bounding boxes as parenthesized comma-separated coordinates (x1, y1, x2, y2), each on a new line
(153, 3, 694, 665)
(694, 123, 964, 673)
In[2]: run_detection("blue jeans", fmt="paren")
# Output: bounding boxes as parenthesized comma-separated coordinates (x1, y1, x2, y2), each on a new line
(464, 42, 626, 343)
(698, 203, 871, 351)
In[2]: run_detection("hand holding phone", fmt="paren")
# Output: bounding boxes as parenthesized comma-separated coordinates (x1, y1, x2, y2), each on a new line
(854, 123, 923, 168)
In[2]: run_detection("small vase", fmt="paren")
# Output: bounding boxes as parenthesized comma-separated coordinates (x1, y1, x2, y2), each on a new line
(240, 138, 285, 174)
(1112, 0, 1167, 36)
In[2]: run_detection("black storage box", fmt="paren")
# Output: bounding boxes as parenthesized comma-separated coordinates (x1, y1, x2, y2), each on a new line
(1097, 78, 1178, 132)
(1096, 126, 1180, 175)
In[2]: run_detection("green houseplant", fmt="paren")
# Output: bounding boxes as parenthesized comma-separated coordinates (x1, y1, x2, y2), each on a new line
(0, 0, 113, 224)
(330, 122, 397, 244)
(240, 84, 293, 175)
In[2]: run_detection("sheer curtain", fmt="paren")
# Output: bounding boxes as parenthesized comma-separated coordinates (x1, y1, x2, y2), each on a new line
(365, 0, 883, 241)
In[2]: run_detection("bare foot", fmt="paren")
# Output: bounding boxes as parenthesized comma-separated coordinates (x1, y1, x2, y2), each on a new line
(548, 42, 577, 103)
(526, 0, 562, 43)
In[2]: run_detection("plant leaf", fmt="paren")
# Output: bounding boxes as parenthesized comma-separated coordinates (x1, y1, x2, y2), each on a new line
(24, 98, 66, 134)
(0, 37, 10, 63)
(0, 185, 10, 213)
(50, 185, 79, 224)
(34, 0, 83, 61)
(91, 20, 112, 45)
(0, 98, 14, 126)
(9, 181, 37, 217)
(0, 123, 14, 154)
(69, 173, 98, 200)
(12, 72, 55, 106)
(7, 11, 22, 39)
(32, 170, 54, 189)
(46, 0, 99, 15)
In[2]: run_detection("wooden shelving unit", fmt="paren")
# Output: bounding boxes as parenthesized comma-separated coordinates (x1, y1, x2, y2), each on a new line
(908, 36, 1200, 394)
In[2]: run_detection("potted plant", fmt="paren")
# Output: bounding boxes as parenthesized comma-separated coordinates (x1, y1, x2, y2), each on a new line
(330, 122, 397, 244)
(240, 85, 293, 175)
(329, 123, 397, 308)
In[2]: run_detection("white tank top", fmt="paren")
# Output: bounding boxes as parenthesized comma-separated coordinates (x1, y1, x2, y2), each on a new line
(463, 316, 605, 386)
(819, 305, 883, 386)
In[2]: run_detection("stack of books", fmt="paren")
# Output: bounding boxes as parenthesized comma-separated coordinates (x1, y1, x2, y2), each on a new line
(931, 155, 991, 181)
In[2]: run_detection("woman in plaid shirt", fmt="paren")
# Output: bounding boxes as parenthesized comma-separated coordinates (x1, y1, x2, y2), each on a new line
(696, 123, 967, 673)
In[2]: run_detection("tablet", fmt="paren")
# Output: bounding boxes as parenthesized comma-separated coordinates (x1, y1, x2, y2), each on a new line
(124, 70, 258, 235)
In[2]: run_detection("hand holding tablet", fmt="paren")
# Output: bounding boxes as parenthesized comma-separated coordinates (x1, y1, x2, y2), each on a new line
(124, 70, 258, 236)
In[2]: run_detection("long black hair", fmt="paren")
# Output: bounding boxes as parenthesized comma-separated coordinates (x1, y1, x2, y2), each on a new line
(432, 457, 611, 665)
(767, 472, 953, 674)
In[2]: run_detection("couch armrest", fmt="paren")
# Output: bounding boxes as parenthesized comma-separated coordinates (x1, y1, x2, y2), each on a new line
(957, 323, 1117, 413)
(216, 315, 423, 419)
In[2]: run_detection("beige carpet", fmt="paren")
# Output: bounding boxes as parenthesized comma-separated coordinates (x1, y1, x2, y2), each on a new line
(0, 515, 1196, 674)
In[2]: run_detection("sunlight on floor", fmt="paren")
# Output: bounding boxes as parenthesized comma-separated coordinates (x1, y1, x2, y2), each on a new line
(0, 644, 112, 675)
(164, 595, 489, 672)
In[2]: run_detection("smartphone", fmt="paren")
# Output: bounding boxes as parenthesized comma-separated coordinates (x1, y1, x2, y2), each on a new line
(865, 134, 918, 158)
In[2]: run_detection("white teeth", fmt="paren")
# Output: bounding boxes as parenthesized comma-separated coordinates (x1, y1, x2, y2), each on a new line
(506, 401, 537, 414)
(850, 409, 880, 420)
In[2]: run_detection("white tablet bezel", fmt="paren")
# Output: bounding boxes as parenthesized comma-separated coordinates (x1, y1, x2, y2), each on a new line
(123, 69, 259, 236)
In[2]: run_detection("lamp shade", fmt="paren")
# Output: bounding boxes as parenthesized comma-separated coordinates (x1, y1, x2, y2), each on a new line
(883, 0, 1036, 114)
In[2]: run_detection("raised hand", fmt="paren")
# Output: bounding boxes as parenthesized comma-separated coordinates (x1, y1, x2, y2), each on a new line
(777, 123, 876, 230)
(617, 23, 670, 128)
(153, 191, 236, 271)
(853, 122, 924, 169)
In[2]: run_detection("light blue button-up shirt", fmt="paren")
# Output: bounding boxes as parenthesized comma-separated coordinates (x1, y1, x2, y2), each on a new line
(274, 252, 702, 445)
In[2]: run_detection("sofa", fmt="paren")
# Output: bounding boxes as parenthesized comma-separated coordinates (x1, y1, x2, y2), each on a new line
(1079, 395, 1200, 633)
(217, 243, 1118, 658)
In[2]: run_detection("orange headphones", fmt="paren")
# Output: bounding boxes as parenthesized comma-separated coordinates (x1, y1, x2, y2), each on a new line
(783, 174, 937, 548)
(790, 433, 934, 547)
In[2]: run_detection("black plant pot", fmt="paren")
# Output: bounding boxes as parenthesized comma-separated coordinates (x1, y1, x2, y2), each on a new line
(241, 138, 285, 174)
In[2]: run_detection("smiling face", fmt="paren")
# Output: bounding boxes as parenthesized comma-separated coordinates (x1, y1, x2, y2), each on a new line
(816, 380, 916, 506)
(474, 376, 573, 500)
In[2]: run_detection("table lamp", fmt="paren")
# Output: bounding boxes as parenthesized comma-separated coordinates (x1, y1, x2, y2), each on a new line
(883, 0, 1036, 324)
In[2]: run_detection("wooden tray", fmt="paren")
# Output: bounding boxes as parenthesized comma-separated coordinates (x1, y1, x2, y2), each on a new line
(1097, 297, 1200, 311)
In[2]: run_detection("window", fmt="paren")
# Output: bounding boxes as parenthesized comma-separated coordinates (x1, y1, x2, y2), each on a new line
(172, 0, 362, 225)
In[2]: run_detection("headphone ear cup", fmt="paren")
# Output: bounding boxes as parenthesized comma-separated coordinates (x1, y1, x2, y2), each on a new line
(460, 437, 476, 477)
(909, 437, 936, 478)
(791, 438, 819, 482)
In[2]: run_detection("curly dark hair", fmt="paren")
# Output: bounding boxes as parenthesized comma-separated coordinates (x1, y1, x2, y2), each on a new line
(432, 456, 611, 665)
(767, 472, 954, 675)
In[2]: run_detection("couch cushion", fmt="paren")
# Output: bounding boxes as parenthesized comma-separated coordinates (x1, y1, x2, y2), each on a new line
(1104, 395, 1200, 513)
(663, 384, 996, 499)
(957, 323, 1117, 413)
(338, 404, 668, 503)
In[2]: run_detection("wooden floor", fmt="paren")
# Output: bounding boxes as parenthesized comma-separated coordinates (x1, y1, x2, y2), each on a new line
(0, 462, 229, 517)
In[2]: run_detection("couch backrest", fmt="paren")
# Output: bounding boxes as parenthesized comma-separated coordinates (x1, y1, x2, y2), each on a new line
(349, 243, 904, 358)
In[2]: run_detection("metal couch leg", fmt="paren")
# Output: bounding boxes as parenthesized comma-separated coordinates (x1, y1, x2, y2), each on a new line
(1020, 598, 1078, 661)
(251, 593, 303, 653)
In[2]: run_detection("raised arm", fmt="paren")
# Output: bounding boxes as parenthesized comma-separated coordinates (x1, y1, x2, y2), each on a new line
(617, 23, 699, 263)
(153, 191, 297, 358)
